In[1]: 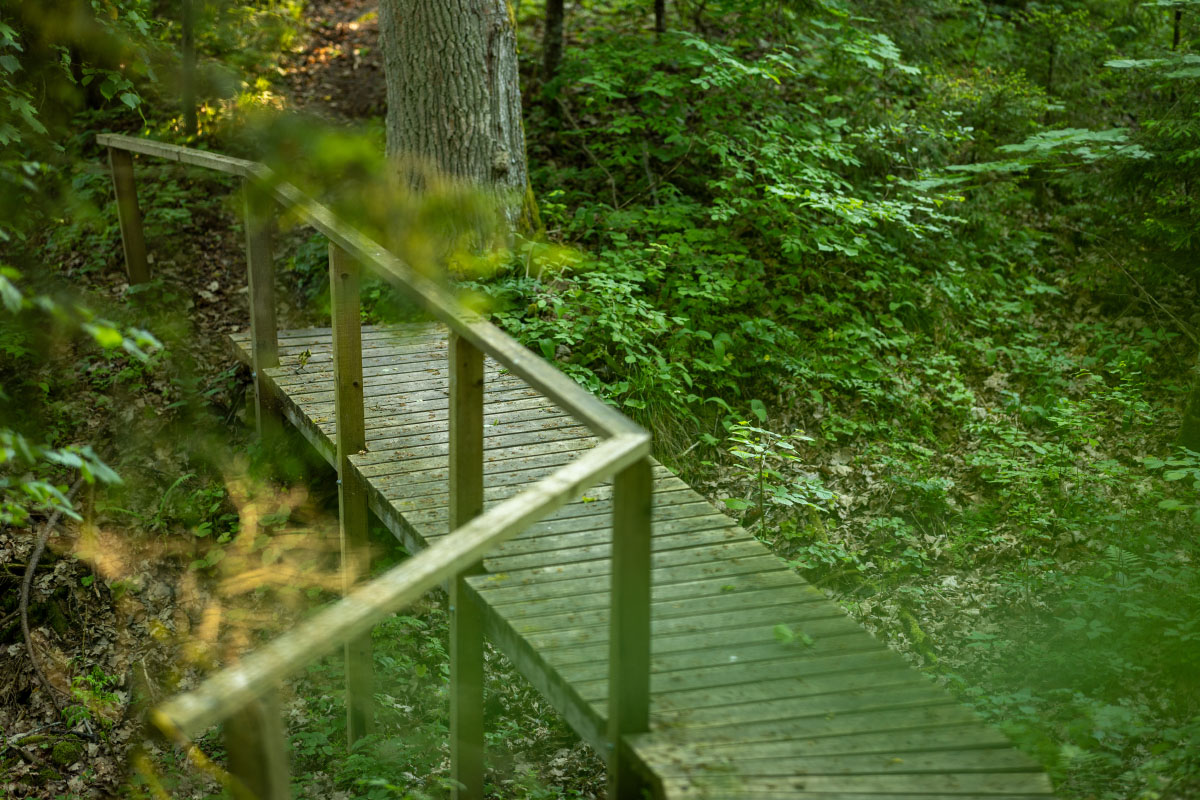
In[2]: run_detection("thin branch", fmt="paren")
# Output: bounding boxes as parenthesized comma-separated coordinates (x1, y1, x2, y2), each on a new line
(21, 477, 86, 709)
(555, 98, 619, 208)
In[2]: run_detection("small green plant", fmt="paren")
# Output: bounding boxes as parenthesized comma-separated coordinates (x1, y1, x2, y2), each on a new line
(63, 666, 121, 732)
(719, 414, 831, 519)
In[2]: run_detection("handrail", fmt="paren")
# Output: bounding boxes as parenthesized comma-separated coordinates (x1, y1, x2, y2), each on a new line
(94, 133, 641, 439)
(152, 433, 648, 740)
(97, 133, 655, 800)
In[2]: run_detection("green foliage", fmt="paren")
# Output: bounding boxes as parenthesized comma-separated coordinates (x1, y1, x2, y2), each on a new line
(63, 665, 121, 732)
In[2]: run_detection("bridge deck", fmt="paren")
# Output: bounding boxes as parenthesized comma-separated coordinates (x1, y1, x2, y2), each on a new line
(230, 323, 1053, 799)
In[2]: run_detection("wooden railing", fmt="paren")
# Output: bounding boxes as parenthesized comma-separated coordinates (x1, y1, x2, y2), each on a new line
(97, 133, 653, 800)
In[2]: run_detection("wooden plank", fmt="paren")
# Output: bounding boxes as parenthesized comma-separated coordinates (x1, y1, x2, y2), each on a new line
(470, 552, 783, 606)
(646, 681, 951, 730)
(98, 133, 257, 176)
(482, 516, 737, 567)
(609, 457, 653, 800)
(366, 435, 582, 491)
(329, 242, 374, 744)
(232, 323, 439, 344)
(645, 662, 929, 715)
(581, 645, 904, 707)
(289, 383, 542, 425)
(390, 475, 691, 522)
(243, 181, 279, 441)
(572, 625, 885, 699)
(483, 523, 745, 573)
(657, 796, 1051, 800)
(632, 722, 1014, 762)
(457, 537, 764, 591)
(380, 461, 673, 505)
(633, 703, 1001, 753)
(407, 487, 704, 537)
(361, 425, 596, 476)
(448, 332, 485, 800)
(651, 747, 1044, 778)
(657, 771, 1053, 795)
(366, 409, 576, 450)
(501, 570, 799, 627)
(224, 692, 290, 800)
(107, 147, 150, 284)
(357, 435, 597, 479)
(283, 369, 526, 406)
(535, 603, 859, 669)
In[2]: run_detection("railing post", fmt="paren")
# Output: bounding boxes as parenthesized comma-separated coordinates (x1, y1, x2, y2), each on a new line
(243, 181, 279, 441)
(225, 691, 290, 800)
(608, 456, 652, 800)
(107, 147, 150, 285)
(329, 242, 375, 745)
(448, 331, 485, 800)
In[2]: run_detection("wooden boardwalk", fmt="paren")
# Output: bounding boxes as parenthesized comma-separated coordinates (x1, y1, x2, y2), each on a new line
(231, 323, 1054, 800)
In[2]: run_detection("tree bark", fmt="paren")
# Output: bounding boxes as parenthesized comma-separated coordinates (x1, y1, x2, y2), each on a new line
(378, 0, 532, 231)
(544, 0, 565, 81)
(655, 0, 666, 36)
(1179, 351, 1200, 452)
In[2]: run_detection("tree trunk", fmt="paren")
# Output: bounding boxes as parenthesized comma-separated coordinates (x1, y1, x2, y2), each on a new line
(378, 0, 532, 231)
(1179, 351, 1200, 452)
(544, 0, 565, 82)
(655, 0, 666, 36)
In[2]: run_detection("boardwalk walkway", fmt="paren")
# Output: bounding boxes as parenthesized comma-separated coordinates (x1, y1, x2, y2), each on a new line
(231, 323, 1053, 799)
(96, 132, 1052, 799)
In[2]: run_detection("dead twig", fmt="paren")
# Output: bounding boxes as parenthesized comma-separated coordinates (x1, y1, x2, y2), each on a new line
(21, 477, 86, 710)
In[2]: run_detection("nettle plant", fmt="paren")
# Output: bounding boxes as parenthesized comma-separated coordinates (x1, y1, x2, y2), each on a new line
(714, 404, 834, 520)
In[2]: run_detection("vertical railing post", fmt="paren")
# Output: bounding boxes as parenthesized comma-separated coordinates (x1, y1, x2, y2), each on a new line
(608, 456, 653, 800)
(107, 147, 150, 285)
(243, 180, 279, 441)
(448, 331, 485, 800)
(225, 691, 290, 800)
(328, 242, 375, 745)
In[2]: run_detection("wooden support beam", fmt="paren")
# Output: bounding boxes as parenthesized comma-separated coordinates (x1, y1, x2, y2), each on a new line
(329, 242, 374, 744)
(608, 456, 653, 800)
(224, 692, 290, 800)
(243, 182, 279, 441)
(448, 332, 485, 800)
(107, 147, 149, 285)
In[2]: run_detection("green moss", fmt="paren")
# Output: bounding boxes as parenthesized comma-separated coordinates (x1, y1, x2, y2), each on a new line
(51, 739, 84, 768)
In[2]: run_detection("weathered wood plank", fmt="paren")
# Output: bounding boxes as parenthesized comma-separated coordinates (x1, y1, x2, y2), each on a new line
(582, 645, 906, 709)
(479, 517, 739, 569)
(356, 435, 596, 476)
(469, 552, 784, 606)
(530, 597, 849, 662)
(385, 474, 689, 521)
(609, 456, 653, 799)
(329, 243, 374, 744)
(657, 771, 1053, 795)
(632, 722, 1014, 762)
(652, 747, 1044, 778)
(499, 570, 799, 626)
(224, 692, 289, 800)
(108, 147, 150, 284)
(243, 182, 279, 441)
(448, 332, 485, 800)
